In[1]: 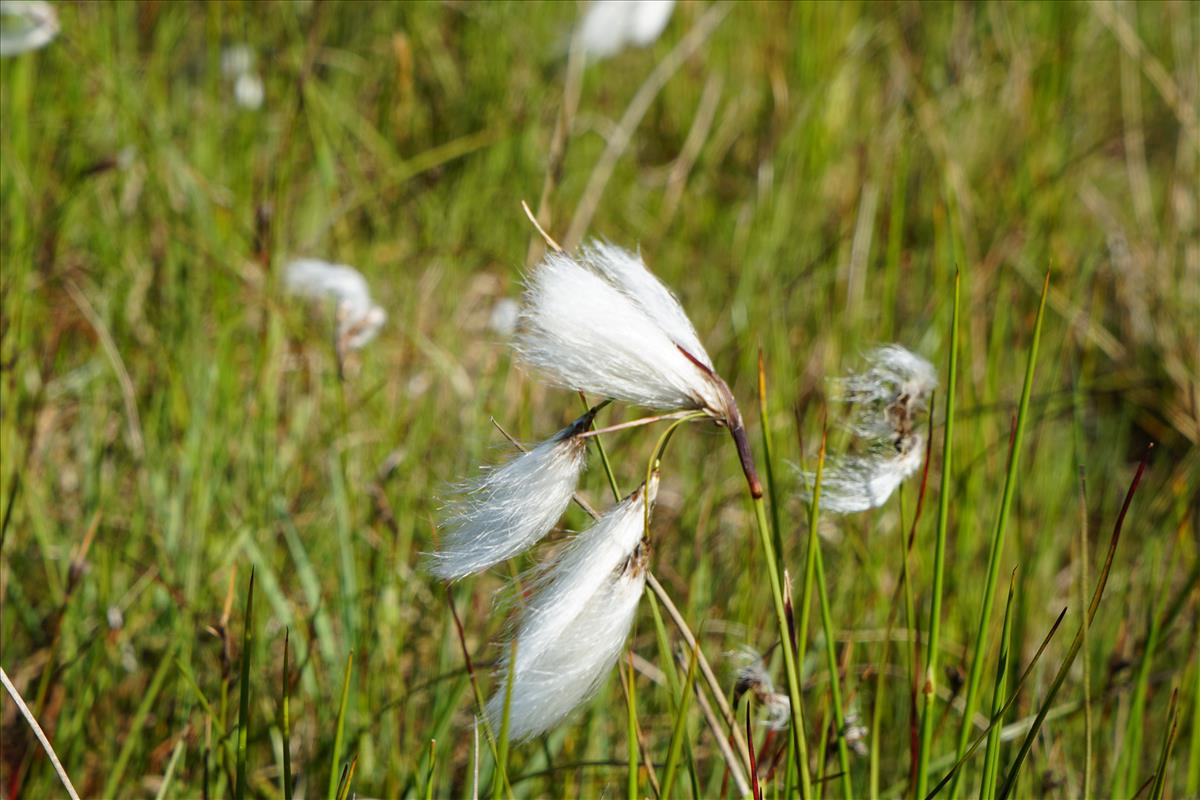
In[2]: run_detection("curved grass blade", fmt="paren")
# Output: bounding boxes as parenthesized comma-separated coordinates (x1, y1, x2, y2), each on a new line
(996, 446, 1152, 800)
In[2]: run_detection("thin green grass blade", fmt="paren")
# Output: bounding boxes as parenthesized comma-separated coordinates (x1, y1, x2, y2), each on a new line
(103, 642, 177, 800)
(916, 269, 961, 800)
(996, 448, 1151, 800)
(579, 392, 622, 501)
(923, 605, 1067, 799)
(1149, 688, 1181, 800)
(425, 740, 439, 800)
(949, 272, 1049, 800)
(235, 568, 255, 800)
(492, 637, 516, 800)
(153, 738, 186, 800)
(1119, 541, 1167, 797)
(756, 486, 812, 798)
(812, 530, 854, 800)
(282, 627, 294, 800)
(1188, 648, 1200, 798)
(327, 650, 354, 800)
(979, 569, 1017, 800)
(620, 653, 639, 800)
(661, 644, 700, 800)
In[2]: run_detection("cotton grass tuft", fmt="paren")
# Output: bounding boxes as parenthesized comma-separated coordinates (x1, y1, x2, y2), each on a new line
(576, 0, 675, 60)
(284, 258, 386, 351)
(486, 476, 656, 741)
(515, 242, 738, 423)
(802, 345, 935, 513)
(0, 1, 58, 57)
(427, 408, 598, 581)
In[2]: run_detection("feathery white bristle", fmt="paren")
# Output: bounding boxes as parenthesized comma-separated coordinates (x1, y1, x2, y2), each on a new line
(811, 435, 926, 514)
(284, 259, 386, 350)
(428, 414, 593, 581)
(515, 245, 727, 416)
(802, 345, 935, 513)
(577, 0, 675, 60)
(486, 477, 656, 741)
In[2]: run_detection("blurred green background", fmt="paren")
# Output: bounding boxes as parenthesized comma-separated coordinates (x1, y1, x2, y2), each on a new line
(1, 1, 1197, 798)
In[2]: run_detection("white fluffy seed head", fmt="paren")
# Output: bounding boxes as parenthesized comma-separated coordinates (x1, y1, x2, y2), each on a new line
(515, 243, 736, 421)
(486, 477, 656, 741)
(802, 345, 935, 514)
(427, 410, 596, 581)
(807, 434, 926, 514)
(0, 1, 58, 58)
(577, 0, 675, 60)
(284, 259, 386, 350)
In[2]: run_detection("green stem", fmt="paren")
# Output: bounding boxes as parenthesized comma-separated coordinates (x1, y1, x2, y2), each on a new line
(980, 570, 1017, 800)
(916, 270, 960, 800)
(752, 493, 812, 798)
(813, 539, 854, 800)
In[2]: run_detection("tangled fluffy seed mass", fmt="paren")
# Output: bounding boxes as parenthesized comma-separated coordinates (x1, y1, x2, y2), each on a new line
(486, 477, 656, 741)
(515, 242, 728, 416)
(803, 345, 936, 513)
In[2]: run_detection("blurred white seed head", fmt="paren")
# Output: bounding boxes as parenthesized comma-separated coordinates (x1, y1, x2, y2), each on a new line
(577, 0, 674, 60)
(731, 647, 791, 731)
(284, 259, 386, 351)
(427, 409, 598, 581)
(802, 345, 935, 514)
(0, 0, 58, 57)
(488, 297, 520, 337)
(486, 477, 656, 741)
(221, 44, 264, 110)
(515, 242, 738, 423)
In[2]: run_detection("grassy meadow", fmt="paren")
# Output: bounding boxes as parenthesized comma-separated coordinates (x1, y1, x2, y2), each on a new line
(2, 1, 1198, 798)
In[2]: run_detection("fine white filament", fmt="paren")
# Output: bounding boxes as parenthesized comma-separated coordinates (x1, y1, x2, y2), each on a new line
(577, 0, 675, 61)
(804, 345, 936, 514)
(284, 259, 386, 350)
(428, 414, 593, 581)
(486, 477, 656, 741)
(0, 1, 58, 57)
(515, 243, 729, 416)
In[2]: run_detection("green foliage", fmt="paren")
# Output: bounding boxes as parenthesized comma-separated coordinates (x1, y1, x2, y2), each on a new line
(2, 2, 1196, 798)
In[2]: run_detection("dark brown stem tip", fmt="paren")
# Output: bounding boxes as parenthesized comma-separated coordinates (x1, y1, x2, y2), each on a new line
(730, 422, 763, 498)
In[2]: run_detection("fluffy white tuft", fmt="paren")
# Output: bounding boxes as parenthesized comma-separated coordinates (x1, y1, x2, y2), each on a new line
(486, 477, 656, 741)
(802, 346, 935, 514)
(809, 435, 926, 514)
(731, 647, 791, 731)
(428, 413, 594, 581)
(0, 1, 58, 57)
(515, 244, 730, 416)
(577, 0, 675, 60)
(284, 259, 386, 350)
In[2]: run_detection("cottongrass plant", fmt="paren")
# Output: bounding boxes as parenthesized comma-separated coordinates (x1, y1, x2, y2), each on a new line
(731, 648, 791, 732)
(435, 235, 782, 754)
(284, 258, 387, 353)
(801, 345, 936, 513)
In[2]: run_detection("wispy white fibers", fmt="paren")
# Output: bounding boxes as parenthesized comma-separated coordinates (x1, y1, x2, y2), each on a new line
(428, 408, 597, 581)
(515, 242, 733, 419)
(0, 1, 58, 57)
(486, 476, 656, 741)
(577, 0, 675, 60)
(803, 345, 936, 514)
(284, 259, 386, 350)
(731, 647, 791, 731)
